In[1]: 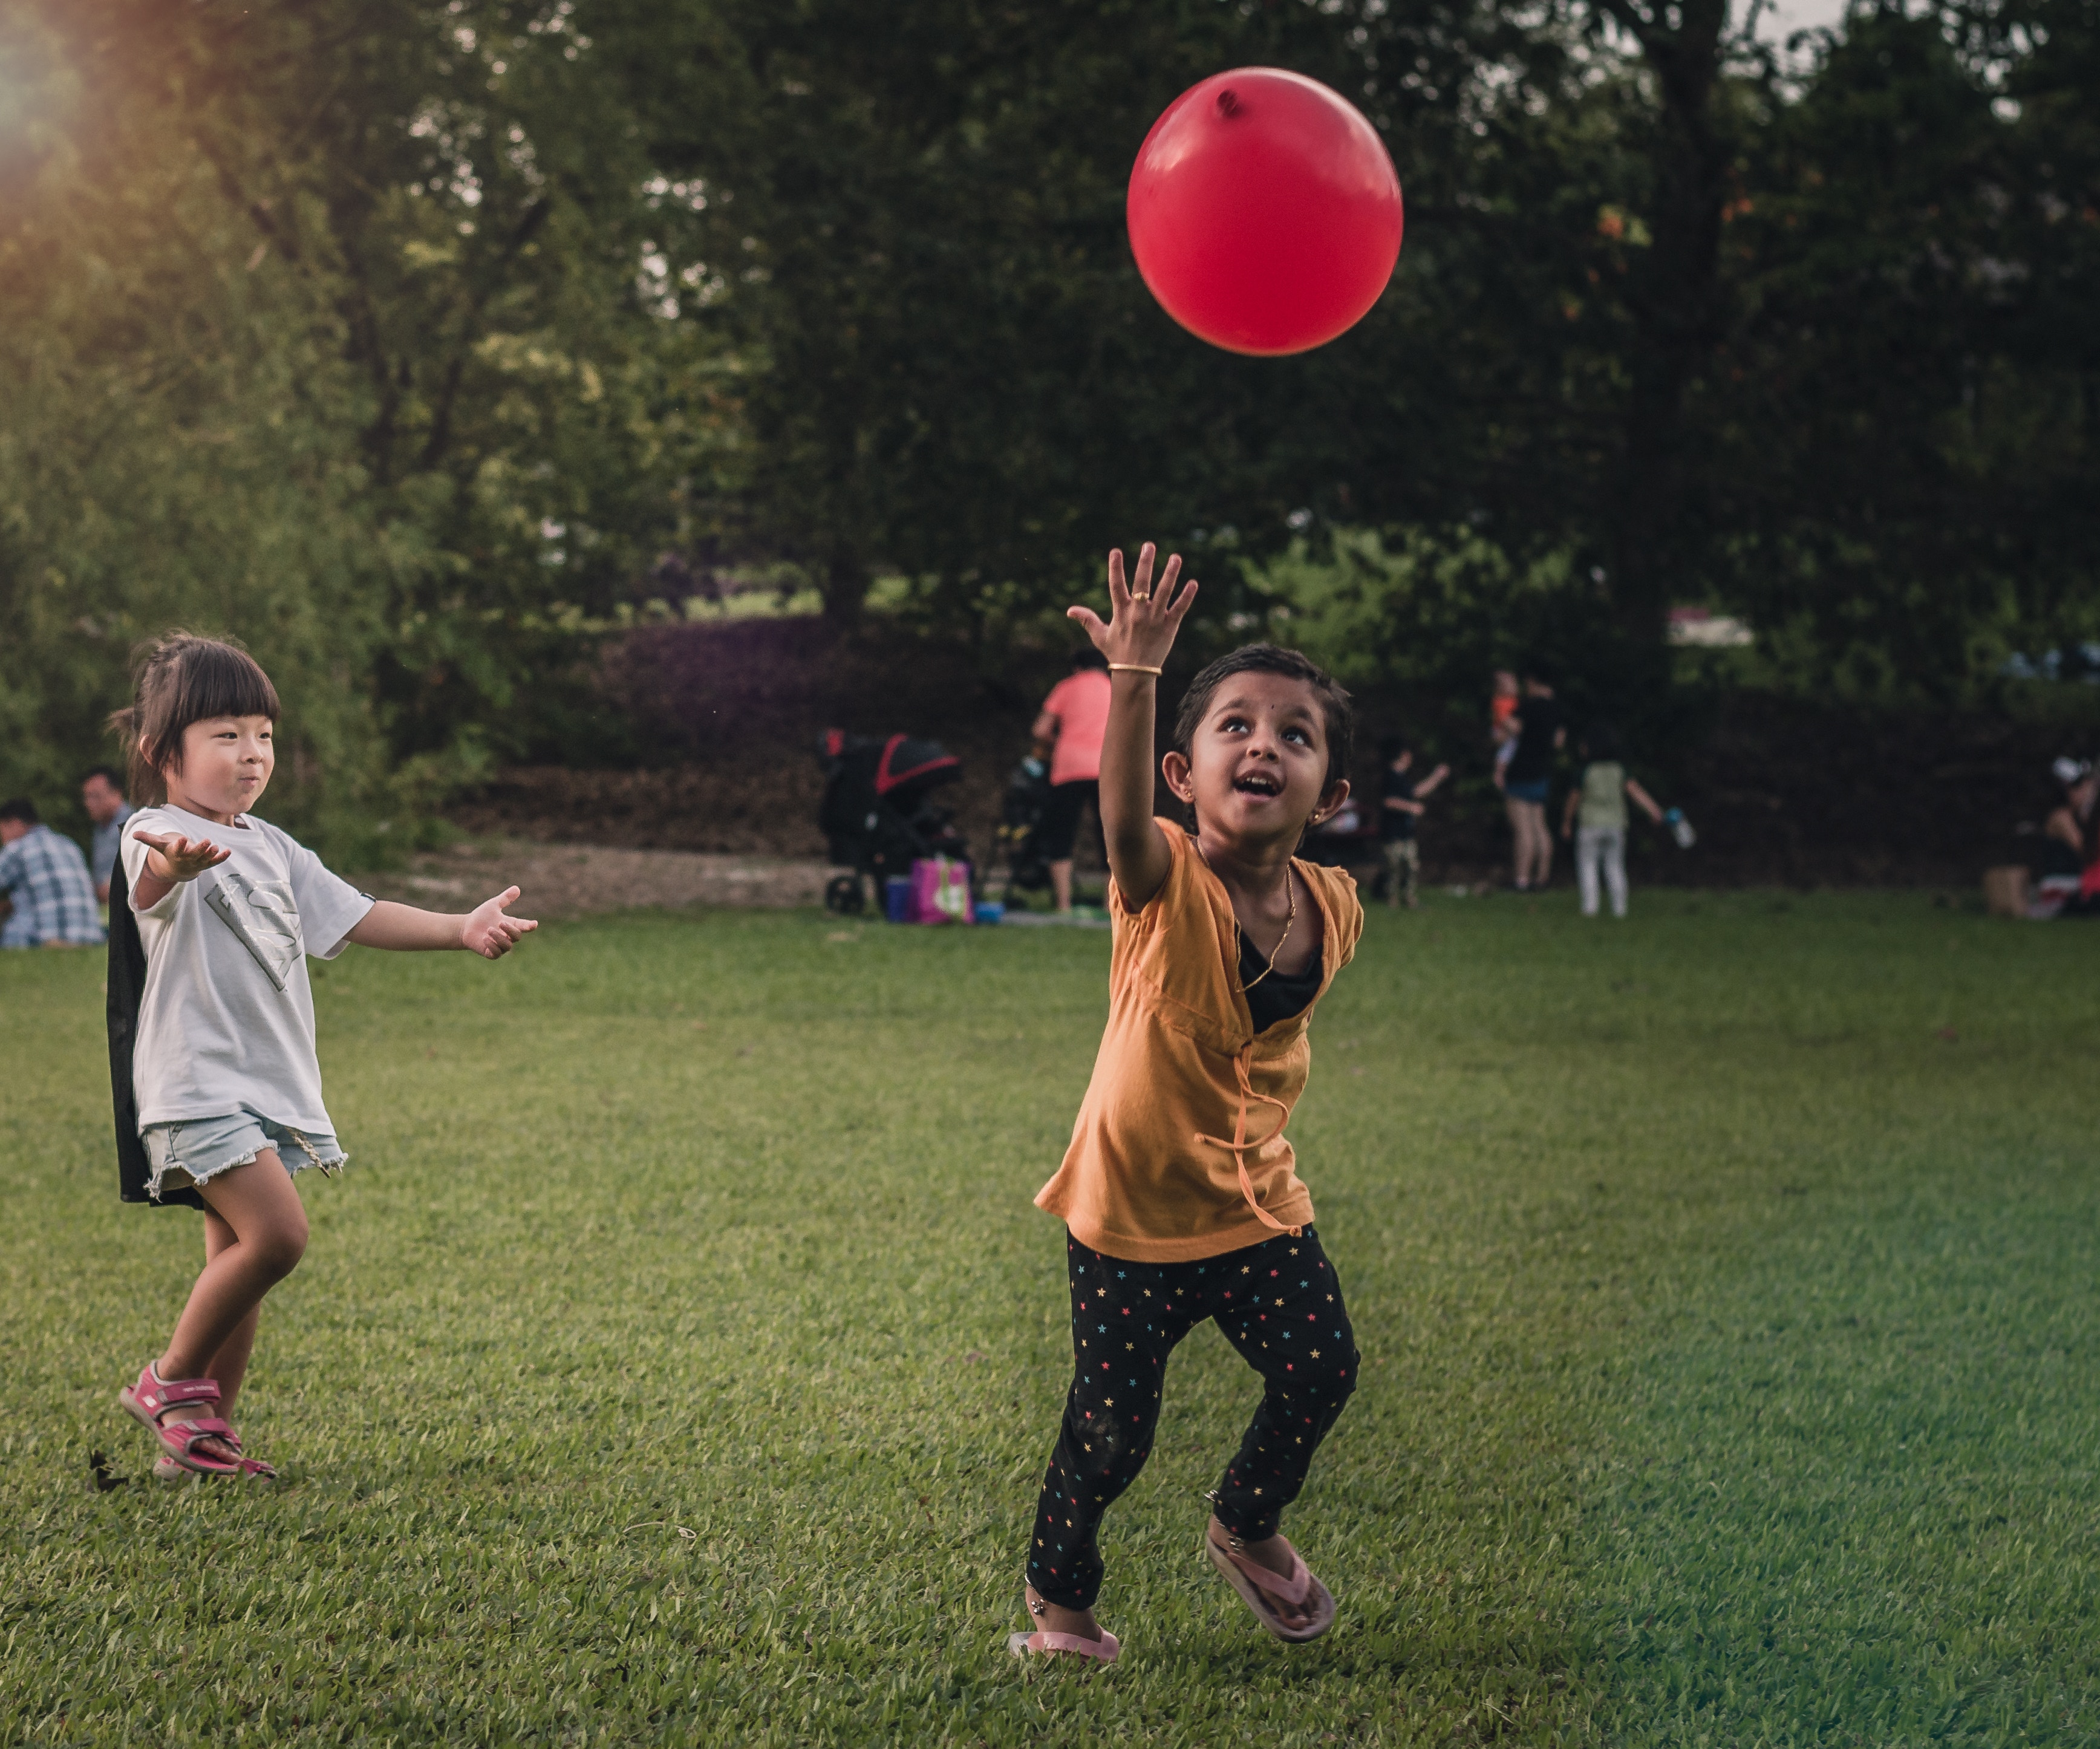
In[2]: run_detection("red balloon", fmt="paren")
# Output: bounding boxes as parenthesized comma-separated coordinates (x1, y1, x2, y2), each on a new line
(1127, 68, 1403, 357)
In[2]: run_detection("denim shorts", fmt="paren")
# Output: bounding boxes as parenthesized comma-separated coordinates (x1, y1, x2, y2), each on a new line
(1504, 778, 1550, 805)
(141, 1110, 347, 1203)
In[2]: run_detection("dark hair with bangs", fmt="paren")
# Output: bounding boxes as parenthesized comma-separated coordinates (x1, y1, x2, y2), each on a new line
(1173, 643, 1354, 800)
(108, 633, 281, 804)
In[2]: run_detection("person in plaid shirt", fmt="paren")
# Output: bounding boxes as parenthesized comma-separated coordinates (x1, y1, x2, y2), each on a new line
(0, 798, 105, 948)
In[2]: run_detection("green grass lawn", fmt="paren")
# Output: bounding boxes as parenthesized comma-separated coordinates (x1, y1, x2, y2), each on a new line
(3, 890, 2096, 1746)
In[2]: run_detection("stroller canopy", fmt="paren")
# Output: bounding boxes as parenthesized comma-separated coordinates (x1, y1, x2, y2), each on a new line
(873, 734, 959, 798)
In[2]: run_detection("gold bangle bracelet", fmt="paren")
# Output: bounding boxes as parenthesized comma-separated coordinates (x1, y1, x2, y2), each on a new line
(1107, 662, 1164, 676)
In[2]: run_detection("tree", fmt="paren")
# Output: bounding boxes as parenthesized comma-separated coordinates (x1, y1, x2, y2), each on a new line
(0, 0, 741, 844)
(0, 6, 394, 844)
(603, 0, 1518, 627)
(1709, 0, 2100, 696)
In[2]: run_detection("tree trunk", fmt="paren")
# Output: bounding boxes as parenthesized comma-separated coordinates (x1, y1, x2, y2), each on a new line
(1601, 0, 1733, 642)
(822, 544, 868, 626)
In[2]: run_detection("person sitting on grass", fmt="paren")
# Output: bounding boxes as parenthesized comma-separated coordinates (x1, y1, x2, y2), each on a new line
(0, 798, 104, 948)
(109, 633, 537, 1483)
(1377, 735, 1450, 910)
(1559, 723, 1665, 919)
(1014, 543, 1364, 1664)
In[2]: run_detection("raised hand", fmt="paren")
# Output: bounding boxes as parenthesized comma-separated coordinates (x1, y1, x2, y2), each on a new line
(1066, 541, 1199, 672)
(134, 830, 232, 884)
(460, 886, 538, 959)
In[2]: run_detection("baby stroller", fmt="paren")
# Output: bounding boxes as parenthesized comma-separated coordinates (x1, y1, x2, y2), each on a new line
(996, 753, 1054, 904)
(818, 730, 969, 915)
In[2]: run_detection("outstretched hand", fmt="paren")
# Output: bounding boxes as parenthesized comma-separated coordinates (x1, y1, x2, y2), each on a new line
(134, 830, 232, 884)
(460, 887, 537, 959)
(1066, 542, 1198, 671)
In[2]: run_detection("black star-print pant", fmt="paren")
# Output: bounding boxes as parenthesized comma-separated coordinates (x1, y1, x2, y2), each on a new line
(1026, 1225, 1359, 1611)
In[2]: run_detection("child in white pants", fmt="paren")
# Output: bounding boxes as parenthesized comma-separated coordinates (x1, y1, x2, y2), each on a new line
(1560, 726, 1665, 917)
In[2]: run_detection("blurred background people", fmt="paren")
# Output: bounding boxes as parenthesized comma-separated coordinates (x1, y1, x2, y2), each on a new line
(82, 764, 134, 903)
(2043, 758, 2100, 919)
(2039, 757, 2093, 880)
(1377, 735, 1450, 910)
(1500, 666, 1565, 891)
(1032, 647, 1112, 914)
(1303, 795, 1368, 868)
(1489, 670, 1519, 789)
(0, 798, 105, 948)
(1560, 725, 1666, 919)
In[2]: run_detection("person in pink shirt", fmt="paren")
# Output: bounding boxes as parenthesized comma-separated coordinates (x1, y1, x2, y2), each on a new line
(1032, 648, 1114, 913)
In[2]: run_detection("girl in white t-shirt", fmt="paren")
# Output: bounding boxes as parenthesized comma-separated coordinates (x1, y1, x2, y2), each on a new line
(109, 634, 536, 1481)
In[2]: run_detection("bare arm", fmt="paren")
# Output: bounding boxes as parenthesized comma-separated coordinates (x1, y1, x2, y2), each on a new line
(1625, 778, 1666, 826)
(1064, 543, 1199, 912)
(1414, 761, 1452, 800)
(131, 830, 232, 911)
(345, 887, 536, 958)
(1031, 708, 1059, 744)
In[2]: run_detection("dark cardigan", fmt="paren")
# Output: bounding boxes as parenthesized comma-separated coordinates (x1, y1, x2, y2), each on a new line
(108, 854, 203, 1210)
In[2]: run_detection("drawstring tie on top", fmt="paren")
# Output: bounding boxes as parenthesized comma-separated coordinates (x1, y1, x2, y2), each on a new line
(1195, 1043, 1302, 1235)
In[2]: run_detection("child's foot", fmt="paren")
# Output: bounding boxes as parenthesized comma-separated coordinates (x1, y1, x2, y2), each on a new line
(1205, 1516, 1332, 1638)
(1021, 1584, 1100, 1643)
(1008, 1583, 1119, 1662)
(153, 1447, 275, 1482)
(119, 1364, 243, 1476)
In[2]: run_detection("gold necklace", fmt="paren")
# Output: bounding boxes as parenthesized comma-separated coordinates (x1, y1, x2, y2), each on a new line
(1198, 840, 1297, 992)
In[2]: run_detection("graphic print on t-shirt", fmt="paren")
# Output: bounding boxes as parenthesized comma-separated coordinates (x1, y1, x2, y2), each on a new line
(203, 868, 305, 991)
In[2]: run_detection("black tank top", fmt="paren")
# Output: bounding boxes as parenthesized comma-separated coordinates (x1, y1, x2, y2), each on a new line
(1239, 931, 1323, 1033)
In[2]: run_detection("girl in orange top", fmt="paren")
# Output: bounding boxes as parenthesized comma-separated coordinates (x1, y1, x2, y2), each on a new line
(1011, 543, 1365, 1665)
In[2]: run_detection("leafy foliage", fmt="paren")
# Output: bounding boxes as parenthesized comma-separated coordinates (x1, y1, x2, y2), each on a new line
(1, 0, 2092, 848)
(0, 1, 732, 848)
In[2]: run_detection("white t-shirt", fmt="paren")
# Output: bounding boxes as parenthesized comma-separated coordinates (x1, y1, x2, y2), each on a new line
(122, 805, 374, 1133)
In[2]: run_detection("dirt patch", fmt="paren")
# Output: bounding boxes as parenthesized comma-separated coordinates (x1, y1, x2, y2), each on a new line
(361, 840, 835, 919)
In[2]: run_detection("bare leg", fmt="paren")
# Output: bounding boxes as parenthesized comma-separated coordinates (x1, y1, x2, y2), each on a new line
(197, 1207, 262, 1420)
(1509, 798, 1549, 888)
(1050, 858, 1074, 913)
(1505, 796, 1532, 887)
(154, 1153, 307, 1459)
(1531, 804, 1556, 887)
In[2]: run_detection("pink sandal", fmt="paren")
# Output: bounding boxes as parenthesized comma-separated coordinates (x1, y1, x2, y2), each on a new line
(151, 1442, 277, 1483)
(118, 1364, 242, 1477)
(1205, 1528, 1336, 1643)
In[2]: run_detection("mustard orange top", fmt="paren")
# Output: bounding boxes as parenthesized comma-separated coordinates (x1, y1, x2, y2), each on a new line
(1034, 824, 1364, 1262)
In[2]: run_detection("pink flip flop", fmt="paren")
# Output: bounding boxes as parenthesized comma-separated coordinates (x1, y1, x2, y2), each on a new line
(1007, 1590, 1121, 1664)
(1205, 1529, 1337, 1643)
(1007, 1627, 1121, 1664)
(119, 1364, 242, 1477)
